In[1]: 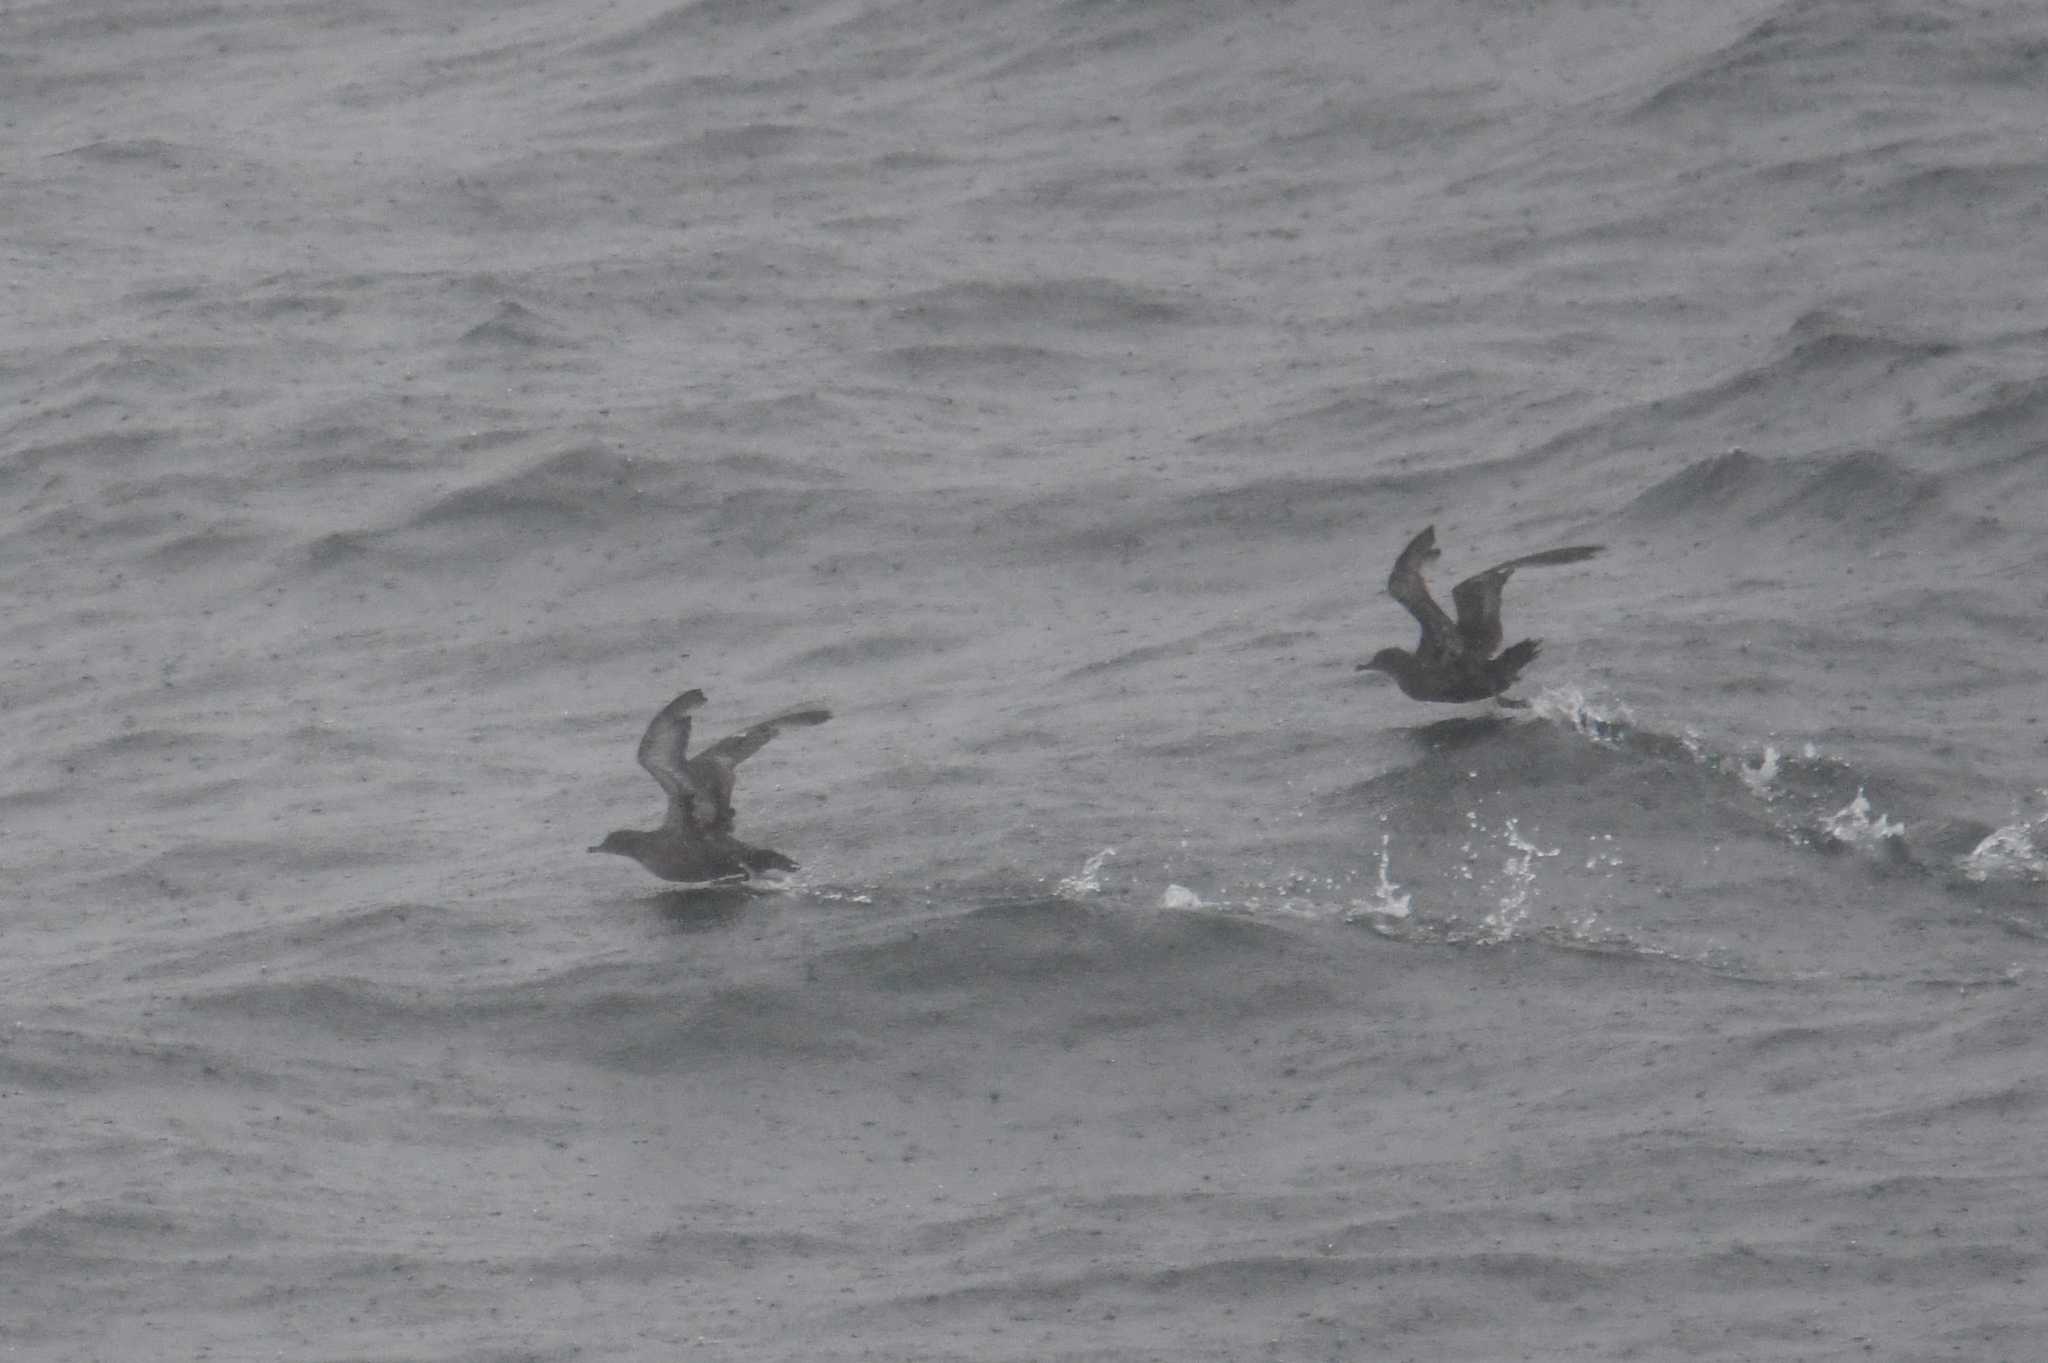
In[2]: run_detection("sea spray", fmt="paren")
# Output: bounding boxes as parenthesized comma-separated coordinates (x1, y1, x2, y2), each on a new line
(1346, 833, 1411, 922)
(1055, 847, 1115, 898)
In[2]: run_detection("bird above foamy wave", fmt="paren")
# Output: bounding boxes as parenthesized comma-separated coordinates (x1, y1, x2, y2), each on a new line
(1357, 525, 1603, 705)
(590, 688, 830, 883)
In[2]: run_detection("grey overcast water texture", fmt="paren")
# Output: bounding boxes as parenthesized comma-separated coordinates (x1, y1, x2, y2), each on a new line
(6, 1, 2048, 1359)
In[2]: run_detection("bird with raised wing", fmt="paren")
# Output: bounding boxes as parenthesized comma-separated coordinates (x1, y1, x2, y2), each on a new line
(1357, 525, 1602, 705)
(590, 688, 830, 882)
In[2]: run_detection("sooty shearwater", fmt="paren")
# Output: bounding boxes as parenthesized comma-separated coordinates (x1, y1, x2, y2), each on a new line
(589, 688, 831, 883)
(1357, 525, 1603, 705)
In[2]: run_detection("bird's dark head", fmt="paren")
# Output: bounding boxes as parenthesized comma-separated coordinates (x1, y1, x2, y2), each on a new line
(588, 829, 641, 858)
(1356, 647, 1411, 679)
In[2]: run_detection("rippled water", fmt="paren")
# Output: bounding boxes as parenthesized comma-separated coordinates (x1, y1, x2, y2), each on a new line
(6, 0, 2048, 1358)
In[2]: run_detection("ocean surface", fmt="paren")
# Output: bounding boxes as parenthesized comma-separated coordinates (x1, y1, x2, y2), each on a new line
(6, 0, 2048, 1358)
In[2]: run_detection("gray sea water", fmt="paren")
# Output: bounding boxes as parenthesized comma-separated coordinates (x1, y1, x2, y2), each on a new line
(6, 1, 2048, 1358)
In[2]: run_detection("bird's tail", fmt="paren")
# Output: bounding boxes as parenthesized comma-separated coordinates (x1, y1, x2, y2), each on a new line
(1493, 637, 1542, 683)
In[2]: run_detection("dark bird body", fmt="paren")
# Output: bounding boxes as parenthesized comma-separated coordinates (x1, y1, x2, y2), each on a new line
(1357, 526, 1603, 704)
(589, 688, 830, 883)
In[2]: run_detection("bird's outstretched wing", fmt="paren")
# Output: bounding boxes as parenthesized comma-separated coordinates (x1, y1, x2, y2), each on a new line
(636, 688, 710, 827)
(686, 704, 832, 831)
(1386, 525, 1460, 656)
(1451, 545, 1603, 657)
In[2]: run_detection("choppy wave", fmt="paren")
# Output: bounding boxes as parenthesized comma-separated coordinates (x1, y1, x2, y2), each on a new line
(9, 0, 2048, 1357)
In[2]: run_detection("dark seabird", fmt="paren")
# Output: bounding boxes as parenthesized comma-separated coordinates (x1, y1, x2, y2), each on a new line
(1357, 525, 1603, 704)
(589, 688, 830, 883)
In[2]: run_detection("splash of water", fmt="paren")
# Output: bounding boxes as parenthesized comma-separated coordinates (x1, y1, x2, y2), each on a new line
(1479, 817, 1559, 942)
(1158, 883, 1205, 910)
(1532, 686, 1633, 743)
(1055, 847, 1115, 898)
(1962, 796, 2048, 883)
(1681, 728, 1709, 763)
(1821, 789, 1905, 852)
(1739, 746, 1782, 801)
(1583, 832, 1622, 872)
(1346, 834, 1411, 922)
